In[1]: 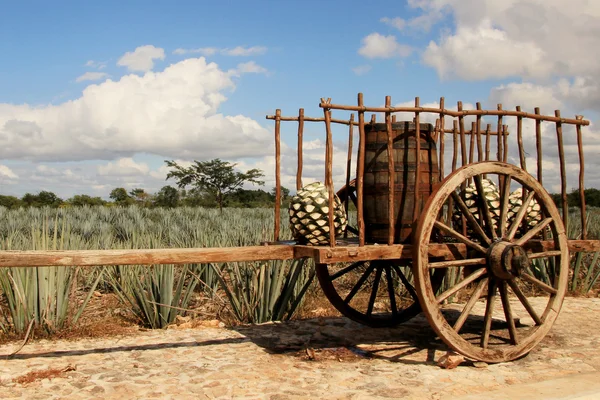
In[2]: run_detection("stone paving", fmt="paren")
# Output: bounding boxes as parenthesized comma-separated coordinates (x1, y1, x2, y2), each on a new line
(0, 297, 599, 399)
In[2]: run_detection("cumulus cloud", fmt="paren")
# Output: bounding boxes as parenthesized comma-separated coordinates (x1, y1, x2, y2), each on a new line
(0, 57, 273, 162)
(352, 65, 372, 75)
(76, 72, 109, 82)
(358, 33, 412, 59)
(380, 17, 406, 31)
(173, 46, 267, 57)
(97, 158, 150, 177)
(0, 164, 18, 180)
(231, 61, 268, 75)
(117, 45, 165, 72)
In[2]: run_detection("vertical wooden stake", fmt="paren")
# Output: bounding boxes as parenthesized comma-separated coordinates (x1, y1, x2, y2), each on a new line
(370, 114, 376, 124)
(413, 97, 421, 241)
(274, 109, 281, 241)
(469, 121, 476, 165)
(503, 124, 509, 162)
(323, 104, 336, 247)
(576, 116, 587, 240)
(535, 107, 542, 184)
(485, 124, 491, 162)
(497, 104, 503, 162)
(476, 103, 483, 162)
(344, 114, 355, 238)
(516, 106, 526, 171)
(385, 96, 395, 245)
(357, 93, 366, 246)
(555, 110, 568, 230)
(439, 97, 446, 182)
(296, 108, 304, 191)
(458, 102, 467, 167)
(452, 120, 459, 172)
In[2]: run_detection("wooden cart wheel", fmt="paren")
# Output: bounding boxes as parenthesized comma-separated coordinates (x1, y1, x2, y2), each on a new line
(414, 161, 568, 363)
(316, 180, 444, 327)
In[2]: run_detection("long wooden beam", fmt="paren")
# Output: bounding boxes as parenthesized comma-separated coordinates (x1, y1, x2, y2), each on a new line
(0, 240, 597, 267)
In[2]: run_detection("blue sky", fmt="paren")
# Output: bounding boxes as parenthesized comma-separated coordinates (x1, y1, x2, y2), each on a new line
(1, 0, 599, 199)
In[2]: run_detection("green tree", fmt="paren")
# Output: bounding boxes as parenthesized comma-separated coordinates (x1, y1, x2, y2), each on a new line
(0, 195, 23, 209)
(129, 188, 151, 206)
(67, 194, 107, 207)
(165, 158, 264, 212)
(153, 186, 180, 208)
(109, 187, 134, 206)
(21, 191, 62, 207)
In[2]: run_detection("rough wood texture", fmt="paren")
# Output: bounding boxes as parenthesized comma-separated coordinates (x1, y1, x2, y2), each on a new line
(516, 106, 526, 171)
(576, 115, 587, 240)
(497, 104, 503, 162)
(322, 102, 336, 247)
(318, 101, 590, 125)
(555, 110, 568, 230)
(344, 114, 355, 238)
(274, 109, 281, 241)
(413, 97, 422, 238)
(385, 96, 395, 245)
(439, 97, 445, 181)
(357, 93, 366, 246)
(535, 107, 542, 183)
(297, 108, 304, 190)
(0, 246, 297, 267)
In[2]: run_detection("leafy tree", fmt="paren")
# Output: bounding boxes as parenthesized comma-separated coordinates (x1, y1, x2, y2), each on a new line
(0, 195, 23, 209)
(109, 187, 135, 206)
(153, 186, 180, 208)
(129, 188, 151, 206)
(67, 194, 108, 207)
(21, 191, 63, 207)
(165, 159, 264, 212)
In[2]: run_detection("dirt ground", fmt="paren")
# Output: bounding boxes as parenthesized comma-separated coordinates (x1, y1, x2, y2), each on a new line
(0, 297, 599, 399)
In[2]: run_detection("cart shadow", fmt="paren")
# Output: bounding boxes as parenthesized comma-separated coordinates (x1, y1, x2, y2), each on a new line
(232, 313, 448, 365)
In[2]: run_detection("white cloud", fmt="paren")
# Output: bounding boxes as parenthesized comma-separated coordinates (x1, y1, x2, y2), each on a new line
(358, 33, 413, 59)
(85, 60, 107, 69)
(0, 57, 272, 162)
(97, 158, 150, 176)
(117, 45, 165, 72)
(0, 165, 18, 180)
(173, 46, 267, 57)
(352, 65, 372, 75)
(230, 61, 268, 76)
(76, 72, 109, 82)
(380, 17, 406, 31)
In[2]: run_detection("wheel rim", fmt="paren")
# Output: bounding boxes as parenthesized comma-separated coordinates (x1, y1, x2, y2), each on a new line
(414, 162, 568, 363)
(316, 260, 434, 327)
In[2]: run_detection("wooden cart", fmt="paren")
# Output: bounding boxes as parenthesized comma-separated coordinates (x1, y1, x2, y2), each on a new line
(0, 93, 597, 364)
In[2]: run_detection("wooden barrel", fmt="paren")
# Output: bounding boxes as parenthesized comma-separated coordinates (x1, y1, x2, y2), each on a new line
(363, 121, 440, 244)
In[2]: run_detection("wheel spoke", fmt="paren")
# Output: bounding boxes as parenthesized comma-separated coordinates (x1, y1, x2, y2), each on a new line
(506, 190, 536, 241)
(346, 225, 359, 236)
(349, 191, 358, 207)
(481, 279, 498, 349)
(392, 265, 419, 302)
(428, 257, 486, 269)
(331, 261, 364, 280)
(453, 277, 488, 333)
(528, 250, 562, 259)
(506, 279, 542, 325)
(434, 220, 487, 254)
(499, 281, 518, 345)
(436, 268, 488, 303)
(498, 175, 512, 238)
(513, 218, 553, 246)
(344, 263, 376, 304)
(366, 267, 383, 316)
(451, 191, 491, 245)
(474, 175, 498, 240)
(384, 266, 398, 316)
(520, 273, 558, 295)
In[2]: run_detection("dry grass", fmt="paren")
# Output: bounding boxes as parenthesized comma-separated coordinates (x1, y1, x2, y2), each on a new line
(12, 365, 76, 385)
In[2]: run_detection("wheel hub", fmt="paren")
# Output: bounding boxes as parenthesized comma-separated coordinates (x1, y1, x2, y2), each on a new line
(487, 241, 530, 280)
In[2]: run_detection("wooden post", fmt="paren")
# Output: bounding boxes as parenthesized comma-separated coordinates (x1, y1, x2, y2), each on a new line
(535, 107, 542, 184)
(497, 104, 503, 162)
(344, 114, 355, 238)
(413, 97, 421, 240)
(323, 103, 336, 247)
(469, 121, 476, 165)
(357, 93, 366, 246)
(439, 97, 445, 181)
(516, 106, 526, 171)
(485, 124, 491, 161)
(458, 102, 467, 167)
(476, 103, 483, 162)
(296, 108, 304, 191)
(385, 96, 395, 245)
(555, 110, 568, 230)
(452, 120, 459, 172)
(503, 124, 509, 162)
(576, 115, 587, 240)
(274, 109, 281, 241)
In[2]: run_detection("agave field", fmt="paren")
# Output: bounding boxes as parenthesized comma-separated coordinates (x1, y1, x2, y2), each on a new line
(0, 205, 598, 338)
